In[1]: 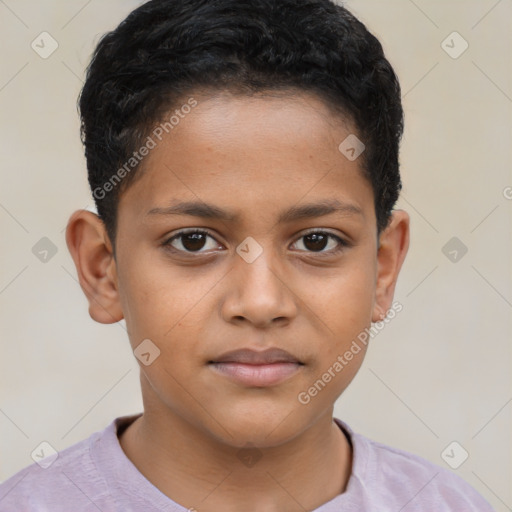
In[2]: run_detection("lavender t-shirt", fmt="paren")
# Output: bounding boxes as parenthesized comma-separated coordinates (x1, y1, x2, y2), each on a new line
(0, 414, 493, 511)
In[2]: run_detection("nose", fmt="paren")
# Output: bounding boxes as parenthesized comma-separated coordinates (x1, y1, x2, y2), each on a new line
(220, 244, 298, 329)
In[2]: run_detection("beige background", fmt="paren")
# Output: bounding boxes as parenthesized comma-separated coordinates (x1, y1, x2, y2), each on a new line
(1, 0, 510, 510)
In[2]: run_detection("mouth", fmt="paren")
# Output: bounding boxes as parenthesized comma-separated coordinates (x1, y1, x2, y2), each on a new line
(208, 348, 304, 387)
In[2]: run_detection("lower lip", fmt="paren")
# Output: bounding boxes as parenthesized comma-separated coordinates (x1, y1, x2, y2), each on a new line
(209, 362, 302, 387)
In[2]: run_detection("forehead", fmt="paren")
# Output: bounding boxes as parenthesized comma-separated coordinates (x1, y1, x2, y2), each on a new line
(117, 91, 374, 226)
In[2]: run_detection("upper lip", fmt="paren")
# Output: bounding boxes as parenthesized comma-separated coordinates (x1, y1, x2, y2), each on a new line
(210, 348, 302, 365)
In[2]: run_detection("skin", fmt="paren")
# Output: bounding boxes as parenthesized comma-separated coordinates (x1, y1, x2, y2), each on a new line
(66, 90, 409, 511)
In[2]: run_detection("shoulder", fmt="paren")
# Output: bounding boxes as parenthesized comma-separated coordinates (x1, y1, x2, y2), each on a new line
(335, 419, 495, 511)
(0, 423, 112, 512)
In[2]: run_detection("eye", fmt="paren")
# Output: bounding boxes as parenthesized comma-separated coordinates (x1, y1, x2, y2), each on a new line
(290, 229, 347, 254)
(163, 228, 348, 255)
(163, 229, 222, 253)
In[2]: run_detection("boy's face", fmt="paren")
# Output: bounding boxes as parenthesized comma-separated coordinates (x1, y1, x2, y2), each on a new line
(68, 91, 409, 447)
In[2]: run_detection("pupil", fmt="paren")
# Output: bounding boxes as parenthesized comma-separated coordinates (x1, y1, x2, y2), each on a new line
(180, 233, 328, 252)
(183, 232, 206, 251)
(304, 233, 327, 251)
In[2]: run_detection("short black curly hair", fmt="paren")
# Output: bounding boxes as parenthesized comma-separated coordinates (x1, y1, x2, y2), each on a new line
(79, 0, 403, 247)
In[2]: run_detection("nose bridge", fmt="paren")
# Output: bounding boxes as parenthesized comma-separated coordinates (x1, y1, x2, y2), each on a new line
(223, 235, 297, 326)
(238, 235, 284, 295)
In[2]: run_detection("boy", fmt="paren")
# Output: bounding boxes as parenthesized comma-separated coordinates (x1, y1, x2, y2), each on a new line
(0, 0, 494, 510)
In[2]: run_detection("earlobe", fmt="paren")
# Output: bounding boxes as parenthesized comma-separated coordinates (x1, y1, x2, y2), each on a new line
(65, 210, 124, 324)
(372, 210, 410, 322)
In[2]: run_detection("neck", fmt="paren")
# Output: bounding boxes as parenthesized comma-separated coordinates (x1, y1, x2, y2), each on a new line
(119, 407, 352, 512)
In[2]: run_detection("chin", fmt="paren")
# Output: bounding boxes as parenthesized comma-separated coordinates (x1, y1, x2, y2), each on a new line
(202, 402, 311, 449)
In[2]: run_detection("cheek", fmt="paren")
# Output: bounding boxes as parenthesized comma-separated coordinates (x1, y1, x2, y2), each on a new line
(304, 275, 374, 407)
(309, 262, 376, 388)
(117, 260, 215, 369)
(320, 261, 376, 330)
(117, 272, 163, 345)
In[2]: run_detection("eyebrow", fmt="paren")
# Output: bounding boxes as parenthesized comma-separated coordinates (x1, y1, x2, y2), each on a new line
(146, 199, 363, 223)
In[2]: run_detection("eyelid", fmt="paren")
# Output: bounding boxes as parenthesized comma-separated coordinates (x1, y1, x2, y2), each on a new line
(163, 228, 223, 252)
(292, 228, 349, 254)
(299, 227, 346, 239)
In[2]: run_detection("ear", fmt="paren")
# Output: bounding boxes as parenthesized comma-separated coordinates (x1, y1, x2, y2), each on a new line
(372, 210, 410, 322)
(65, 210, 124, 324)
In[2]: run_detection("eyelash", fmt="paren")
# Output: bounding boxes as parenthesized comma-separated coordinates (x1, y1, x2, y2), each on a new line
(162, 228, 349, 255)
